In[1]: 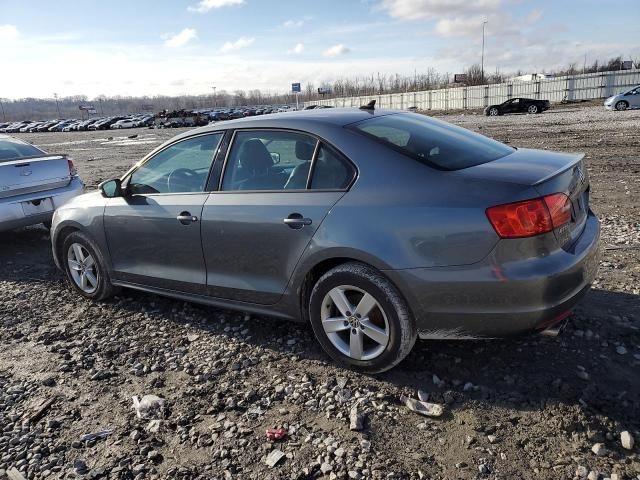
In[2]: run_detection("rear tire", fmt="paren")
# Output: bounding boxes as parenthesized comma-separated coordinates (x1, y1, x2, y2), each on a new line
(62, 231, 115, 301)
(615, 101, 628, 111)
(527, 104, 539, 114)
(308, 262, 417, 374)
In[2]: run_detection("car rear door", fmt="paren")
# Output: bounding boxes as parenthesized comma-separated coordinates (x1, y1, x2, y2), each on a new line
(104, 132, 223, 294)
(201, 129, 356, 305)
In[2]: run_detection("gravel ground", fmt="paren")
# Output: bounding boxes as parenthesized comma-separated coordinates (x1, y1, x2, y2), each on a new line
(1, 104, 639, 480)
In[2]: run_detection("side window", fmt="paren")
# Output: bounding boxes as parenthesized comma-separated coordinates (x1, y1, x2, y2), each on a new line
(128, 133, 222, 194)
(310, 144, 356, 190)
(221, 131, 317, 191)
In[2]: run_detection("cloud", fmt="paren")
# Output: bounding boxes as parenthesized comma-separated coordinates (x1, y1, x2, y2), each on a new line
(281, 16, 312, 28)
(164, 28, 197, 48)
(219, 36, 255, 53)
(188, 0, 244, 12)
(288, 43, 305, 55)
(378, 0, 503, 21)
(323, 44, 351, 57)
(0, 24, 19, 41)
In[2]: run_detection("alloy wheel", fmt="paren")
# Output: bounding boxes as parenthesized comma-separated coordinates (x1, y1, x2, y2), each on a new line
(320, 285, 390, 361)
(528, 105, 538, 114)
(67, 243, 99, 294)
(489, 108, 499, 116)
(615, 101, 628, 111)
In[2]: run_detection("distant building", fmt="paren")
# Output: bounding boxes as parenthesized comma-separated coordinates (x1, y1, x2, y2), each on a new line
(509, 73, 554, 82)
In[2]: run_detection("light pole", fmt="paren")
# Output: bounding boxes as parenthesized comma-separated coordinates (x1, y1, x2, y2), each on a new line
(481, 21, 488, 84)
(53, 93, 61, 118)
(212, 86, 217, 109)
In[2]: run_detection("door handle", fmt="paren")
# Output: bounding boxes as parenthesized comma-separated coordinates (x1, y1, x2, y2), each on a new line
(177, 211, 198, 225)
(284, 213, 312, 229)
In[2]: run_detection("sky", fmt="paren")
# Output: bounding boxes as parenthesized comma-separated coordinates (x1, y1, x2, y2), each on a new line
(0, 0, 638, 99)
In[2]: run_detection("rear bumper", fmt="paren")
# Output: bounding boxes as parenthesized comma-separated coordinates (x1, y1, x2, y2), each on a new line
(0, 177, 85, 232)
(385, 212, 601, 339)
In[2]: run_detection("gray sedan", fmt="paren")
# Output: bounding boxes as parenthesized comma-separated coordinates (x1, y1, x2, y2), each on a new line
(50, 108, 600, 372)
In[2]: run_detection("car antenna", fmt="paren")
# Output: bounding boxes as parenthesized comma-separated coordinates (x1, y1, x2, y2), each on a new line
(359, 100, 376, 110)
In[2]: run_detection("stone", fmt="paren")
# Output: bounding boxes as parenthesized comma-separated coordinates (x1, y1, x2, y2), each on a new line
(621, 431, 634, 450)
(265, 449, 285, 468)
(350, 407, 364, 431)
(592, 443, 607, 456)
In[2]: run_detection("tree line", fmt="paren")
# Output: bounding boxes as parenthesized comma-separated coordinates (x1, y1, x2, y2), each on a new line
(1, 56, 638, 122)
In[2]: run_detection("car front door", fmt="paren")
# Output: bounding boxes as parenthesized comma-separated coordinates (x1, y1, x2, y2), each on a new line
(627, 87, 640, 107)
(201, 130, 356, 304)
(104, 132, 223, 294)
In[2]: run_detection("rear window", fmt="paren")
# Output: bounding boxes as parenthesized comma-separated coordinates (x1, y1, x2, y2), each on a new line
(349, 113, 514, 170)
(0, 138, 44, 162)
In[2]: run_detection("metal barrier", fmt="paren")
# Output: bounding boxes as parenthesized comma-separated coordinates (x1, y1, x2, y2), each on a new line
(305, 69, 640, 111)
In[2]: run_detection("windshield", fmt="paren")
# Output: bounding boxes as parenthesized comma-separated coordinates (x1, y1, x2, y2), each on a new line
(0, 137, 45, 162)
(349, 113, 514, 170)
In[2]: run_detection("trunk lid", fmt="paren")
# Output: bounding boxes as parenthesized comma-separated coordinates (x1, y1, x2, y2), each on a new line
(0, 155, 72, 199)
(461, 148, 590, 247)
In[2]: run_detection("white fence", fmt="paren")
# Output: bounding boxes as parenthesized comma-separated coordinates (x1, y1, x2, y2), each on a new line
(305, 69, 640, 111)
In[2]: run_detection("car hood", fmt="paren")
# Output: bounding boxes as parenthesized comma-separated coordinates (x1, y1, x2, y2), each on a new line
(456, 148, 583, 186)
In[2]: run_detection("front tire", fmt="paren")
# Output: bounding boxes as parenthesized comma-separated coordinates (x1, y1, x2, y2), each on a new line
(308, 262, 417, 374)
(615, 101, 628, 111)
(62, 231, 115, 301)
(488, 107, 499, 116)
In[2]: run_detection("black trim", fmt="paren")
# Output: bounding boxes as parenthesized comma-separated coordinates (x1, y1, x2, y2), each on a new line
(206, 130, 233, 192)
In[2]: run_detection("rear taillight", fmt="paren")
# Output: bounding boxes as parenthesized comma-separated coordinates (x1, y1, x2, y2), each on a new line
(67, 158, 77, 176)
(486, 193, 571, 239)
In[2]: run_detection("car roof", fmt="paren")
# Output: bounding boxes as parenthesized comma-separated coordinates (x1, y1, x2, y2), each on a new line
(179, 107, 402, 140)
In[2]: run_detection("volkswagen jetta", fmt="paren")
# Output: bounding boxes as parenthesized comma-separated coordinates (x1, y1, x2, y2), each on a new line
(51, 108, 600, 372)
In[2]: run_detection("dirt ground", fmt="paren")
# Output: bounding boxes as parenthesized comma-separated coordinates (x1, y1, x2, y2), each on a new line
(1, 104, 639, 480)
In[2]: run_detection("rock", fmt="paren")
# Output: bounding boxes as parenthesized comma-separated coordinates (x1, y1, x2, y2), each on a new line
(621, 431, 634, 450)
(587, 471, 599, 480)
(616, 345, 627, 355)
(400, 395, 444, 417)
(592, 443, 607, 456)
(350, 407, 365, 431)
(487, 435, 498, 444)
(417, 390, 429, 401)
(577, 371, 590, 381)
(265, 449, 285, 468)
(321, 462, 333, 474)
(576, 466, 589, 478)
(74, 459, 89, 475)
(132, 394, 165, 419)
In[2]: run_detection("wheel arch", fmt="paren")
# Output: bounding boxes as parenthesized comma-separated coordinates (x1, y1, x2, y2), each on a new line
(296, 252, 415, 325)
(52, 221, 95, 270)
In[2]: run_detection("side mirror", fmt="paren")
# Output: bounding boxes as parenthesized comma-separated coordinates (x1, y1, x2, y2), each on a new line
(99, 178, 123, 198)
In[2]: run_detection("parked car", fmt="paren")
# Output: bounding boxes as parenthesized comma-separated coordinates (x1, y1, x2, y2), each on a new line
(485, 98, 551, 116)
(604, 85, 640, 111)
(110, 119, 137, 129)
(5, 121, 32, 133)
(51, 108, 600, 373)
(0, 135, 84, 232)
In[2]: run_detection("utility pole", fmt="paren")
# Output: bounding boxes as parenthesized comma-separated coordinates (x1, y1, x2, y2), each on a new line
(0, 98, 5, 121)
(212, 86, 217, 109)
(481, 21, 488, 84)
(53, 93, 61, 118)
